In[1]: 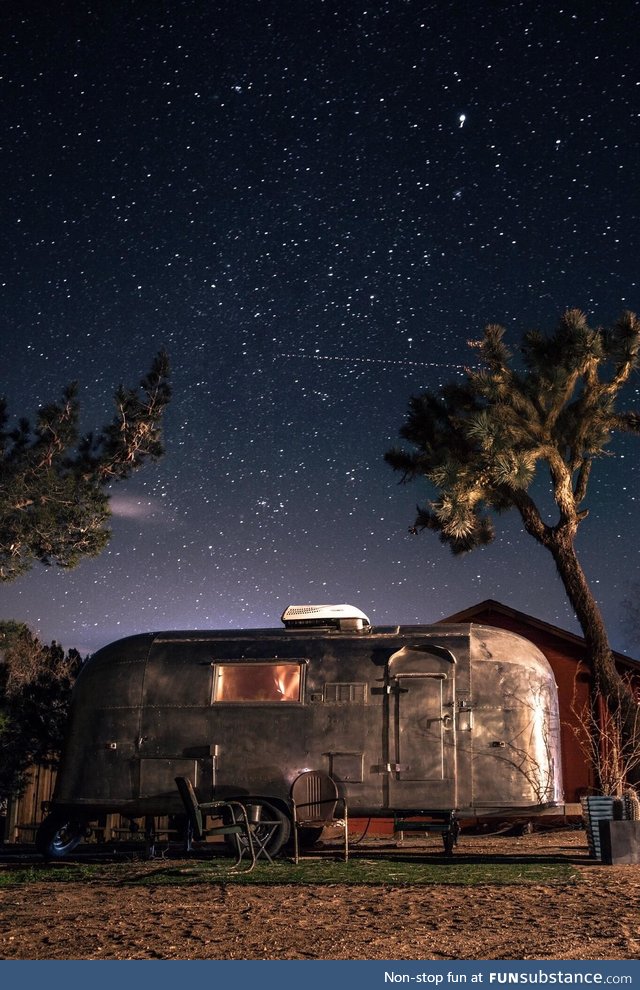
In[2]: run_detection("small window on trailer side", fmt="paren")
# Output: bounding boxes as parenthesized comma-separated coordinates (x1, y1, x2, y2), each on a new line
(212, 661, 303, 703)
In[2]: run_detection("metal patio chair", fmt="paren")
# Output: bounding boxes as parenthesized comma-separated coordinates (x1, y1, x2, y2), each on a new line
(290, 770, 349, 864)
(174, 776, 256, 872)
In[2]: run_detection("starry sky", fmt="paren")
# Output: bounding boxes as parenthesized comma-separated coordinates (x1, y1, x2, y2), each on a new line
(2, 0, 639, 657)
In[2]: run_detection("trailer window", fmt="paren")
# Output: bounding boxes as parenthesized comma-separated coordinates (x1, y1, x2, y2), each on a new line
(213, 662, 302, 703)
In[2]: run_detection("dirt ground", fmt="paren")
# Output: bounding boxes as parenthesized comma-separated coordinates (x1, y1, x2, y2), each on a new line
(1, 829, 639, 961)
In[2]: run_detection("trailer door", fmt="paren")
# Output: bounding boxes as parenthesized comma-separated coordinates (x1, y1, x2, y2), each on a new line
(137, 645, 216, 805)
(387, 645, 457, 808)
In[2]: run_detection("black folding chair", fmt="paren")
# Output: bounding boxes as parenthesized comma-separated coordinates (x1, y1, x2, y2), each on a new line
(175, 776, 256, 872)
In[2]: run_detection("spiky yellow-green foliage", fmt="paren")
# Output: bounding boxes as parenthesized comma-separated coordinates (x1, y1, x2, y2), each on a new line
(386, 310, 640, 554)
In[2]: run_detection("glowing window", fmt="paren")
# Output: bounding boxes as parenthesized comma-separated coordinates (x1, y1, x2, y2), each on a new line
(213, 662, 302, 703)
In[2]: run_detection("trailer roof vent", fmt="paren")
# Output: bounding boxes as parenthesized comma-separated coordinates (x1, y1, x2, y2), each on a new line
(281, 603, 371, 632)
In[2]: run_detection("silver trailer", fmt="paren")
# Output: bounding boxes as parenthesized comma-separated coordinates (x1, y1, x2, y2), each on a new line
(37, 605, 563, 857)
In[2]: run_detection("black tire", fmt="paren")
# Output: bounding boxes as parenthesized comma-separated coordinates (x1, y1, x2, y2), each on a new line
(36, 815, 85, 860)
(224, 799, 291, 860)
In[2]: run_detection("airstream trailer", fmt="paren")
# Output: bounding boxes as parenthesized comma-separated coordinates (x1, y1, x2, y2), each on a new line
(37, 605, 563, 858)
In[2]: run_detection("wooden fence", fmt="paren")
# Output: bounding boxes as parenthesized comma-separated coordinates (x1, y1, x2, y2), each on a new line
(3, 765, 171, 846)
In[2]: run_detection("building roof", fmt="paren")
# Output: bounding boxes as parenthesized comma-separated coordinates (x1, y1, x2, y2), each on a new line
(439, 598, 640, 673)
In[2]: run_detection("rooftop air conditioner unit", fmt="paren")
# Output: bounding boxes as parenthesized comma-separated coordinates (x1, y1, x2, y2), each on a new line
(281, 603, 371, 632)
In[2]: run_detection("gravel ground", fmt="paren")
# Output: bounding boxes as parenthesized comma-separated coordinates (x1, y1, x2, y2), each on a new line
(1, 829, 639, 960)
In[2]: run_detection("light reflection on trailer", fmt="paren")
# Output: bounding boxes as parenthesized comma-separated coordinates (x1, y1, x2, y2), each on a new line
(37, 604, 563, 859)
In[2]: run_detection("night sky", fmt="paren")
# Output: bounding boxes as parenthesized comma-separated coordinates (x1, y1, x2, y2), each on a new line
(2, 1, 639, 657)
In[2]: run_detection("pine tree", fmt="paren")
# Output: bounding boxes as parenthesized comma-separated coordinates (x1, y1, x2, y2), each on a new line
(385, 309, 640, 770)
(0, 620, 82, 798)
(0, 351, 170, 582)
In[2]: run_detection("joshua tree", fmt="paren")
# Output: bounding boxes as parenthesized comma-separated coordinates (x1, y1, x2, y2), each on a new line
(386, 309, 640, 756)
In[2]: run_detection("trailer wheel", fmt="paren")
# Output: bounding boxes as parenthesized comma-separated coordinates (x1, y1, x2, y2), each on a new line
(36, 815, 85, 860)
(224, 800, 290, 860)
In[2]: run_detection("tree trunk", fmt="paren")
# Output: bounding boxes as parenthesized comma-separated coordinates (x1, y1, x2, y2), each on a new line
(547, 532, 639, 775)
